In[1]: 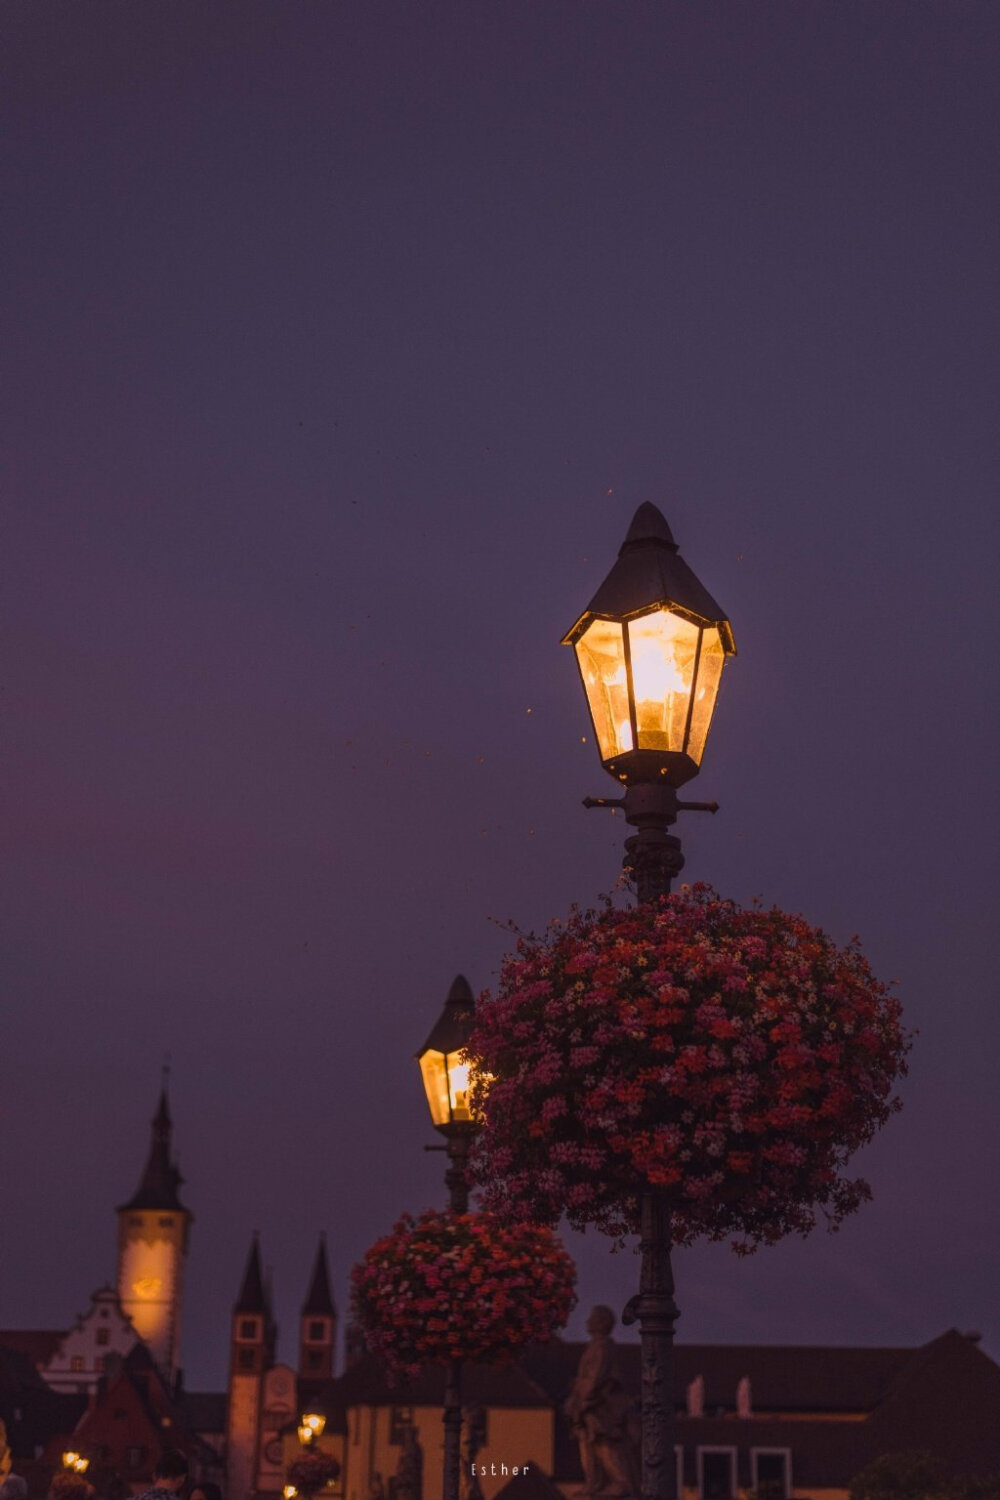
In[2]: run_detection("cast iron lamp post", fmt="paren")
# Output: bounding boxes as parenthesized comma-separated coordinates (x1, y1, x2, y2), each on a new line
(416, 975, 479, 1500)
(563, 502, 736, 1500)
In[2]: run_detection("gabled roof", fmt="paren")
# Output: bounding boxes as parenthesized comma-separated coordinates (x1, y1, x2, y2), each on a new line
(302, 1237, 336, 1318)
(118, 1089, 189, 1213)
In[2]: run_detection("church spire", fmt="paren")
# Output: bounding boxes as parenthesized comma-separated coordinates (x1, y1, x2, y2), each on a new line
(235, 1236, 268, 1314)
(302, 1236, 336, 1317)
(118, 1086, 187, 1212)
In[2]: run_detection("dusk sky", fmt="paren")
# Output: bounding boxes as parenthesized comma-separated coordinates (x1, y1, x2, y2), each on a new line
(2, 3, 998, 1392)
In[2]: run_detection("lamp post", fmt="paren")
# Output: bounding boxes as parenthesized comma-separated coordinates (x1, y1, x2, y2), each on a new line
(563, 502, 735, 1500)
(417, 975, 479, 1500)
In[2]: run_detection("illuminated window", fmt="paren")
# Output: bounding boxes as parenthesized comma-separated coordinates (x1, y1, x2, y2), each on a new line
(71, 1356, 84, 1372)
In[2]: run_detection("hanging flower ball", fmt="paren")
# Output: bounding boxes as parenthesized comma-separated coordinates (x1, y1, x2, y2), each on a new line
(351, 1210, 576, 1376)
(468, 884, 911, 1250)
(287, 1452, 341, 1498)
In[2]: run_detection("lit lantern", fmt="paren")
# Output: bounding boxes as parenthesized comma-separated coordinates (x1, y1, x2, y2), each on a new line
(563, 504, 735, 787)
(62, 1454, 90, 1475)
(417, 976, 477, 1136)
(298, 1410, 326, 1444)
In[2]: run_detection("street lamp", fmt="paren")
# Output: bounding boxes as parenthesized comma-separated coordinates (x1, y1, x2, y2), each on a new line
(416, 974, 479, 1500)
(416, 973, 478, 1214)
(61, 1454, 90, 1475)
(565, 503, 735, 1500)
(297, 1409, 326, 1446)
(563, 501, 735, 901)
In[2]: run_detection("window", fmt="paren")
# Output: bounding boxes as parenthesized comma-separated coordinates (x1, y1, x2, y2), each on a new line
(308, 1319, 327, 1342)
(237, 1350, 256, 1370)
(97, 1327, 110, 1346)
(752, 1450, 791, 1499)
(71, 1356, 84, 1372)
(95, 1356, 105, 1373)
(697, 1447, 736, 1500)
(306, 1351, 324, 1370)
(126, 1447, 146, 1469)
(239, 1318, 260, 1340)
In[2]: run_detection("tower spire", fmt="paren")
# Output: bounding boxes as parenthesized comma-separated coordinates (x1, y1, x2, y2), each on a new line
(235, 1235, 267, 1314)
(302, 1235, 336, 1317)
(119, 1083, 186, 1212)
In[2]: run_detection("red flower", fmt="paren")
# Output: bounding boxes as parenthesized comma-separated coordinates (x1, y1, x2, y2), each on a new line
(467, 884, 911, 1251)
(351, 1210, 576, 1376)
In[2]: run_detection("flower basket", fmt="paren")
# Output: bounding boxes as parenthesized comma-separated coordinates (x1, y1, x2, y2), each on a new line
(287, 1452, 341, 1496)
(351, 1209, 576, 1376)
(468, 884, 911, 1249)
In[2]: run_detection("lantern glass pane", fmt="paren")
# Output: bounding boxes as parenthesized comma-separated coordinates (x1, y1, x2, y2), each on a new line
(418, 1049, 451, 1127)
(447, 1057, 473, 1122)
(575, 618, 632, 759)
(627, 609, 699, 751)
(687, 625, 726, 764)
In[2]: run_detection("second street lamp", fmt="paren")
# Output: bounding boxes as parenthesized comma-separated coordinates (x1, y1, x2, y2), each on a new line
(417, 973, 478, 1214)
(564, 502, 735, 1500)
(416, 974, 479, 1500)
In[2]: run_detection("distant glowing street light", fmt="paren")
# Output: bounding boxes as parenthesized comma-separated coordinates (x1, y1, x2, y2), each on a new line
(297, 1408, 326, 1445)
(416, 974, 478, 1215)
(416, 974, 481, 1500)
(564, 501, 736, 901)
(61, 1454, 90, 1475)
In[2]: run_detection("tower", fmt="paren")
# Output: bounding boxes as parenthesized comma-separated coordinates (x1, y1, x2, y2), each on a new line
(298, 1235, 336, 1380)
(116, 1088, 192, 1385)
(226, 1236, 276, 1500)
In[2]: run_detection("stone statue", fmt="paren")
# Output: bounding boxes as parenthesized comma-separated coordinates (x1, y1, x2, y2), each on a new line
(390, 1424, 424, 1500)
(565, 1306, 640, 1498)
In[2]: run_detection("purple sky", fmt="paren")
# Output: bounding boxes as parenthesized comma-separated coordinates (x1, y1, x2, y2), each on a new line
(2, 3, 998, 1391)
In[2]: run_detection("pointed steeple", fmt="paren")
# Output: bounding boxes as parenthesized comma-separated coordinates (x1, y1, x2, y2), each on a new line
(235, 1236, 267, 1314)
(302, 1236, 336, 1318)
(118, 1087, 187, 1212)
